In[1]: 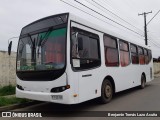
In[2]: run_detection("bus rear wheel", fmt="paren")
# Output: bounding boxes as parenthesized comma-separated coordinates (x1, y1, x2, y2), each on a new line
(100, 80, 113, 104)
(140, 75, 146, 89)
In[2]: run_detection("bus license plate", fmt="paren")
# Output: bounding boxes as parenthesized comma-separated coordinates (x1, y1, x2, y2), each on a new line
(52, 95, 63, 100)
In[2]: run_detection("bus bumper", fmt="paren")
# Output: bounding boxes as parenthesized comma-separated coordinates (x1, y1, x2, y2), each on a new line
(16, 87, 76, 104)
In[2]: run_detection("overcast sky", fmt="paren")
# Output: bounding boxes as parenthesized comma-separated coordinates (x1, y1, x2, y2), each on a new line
(0, 0, 160, 57)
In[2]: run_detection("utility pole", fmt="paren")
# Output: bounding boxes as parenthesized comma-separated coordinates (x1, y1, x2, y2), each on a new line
(138, 11, 152, 46)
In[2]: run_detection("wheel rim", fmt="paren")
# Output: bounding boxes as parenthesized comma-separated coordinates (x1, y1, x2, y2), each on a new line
(105, 84, 112, 98)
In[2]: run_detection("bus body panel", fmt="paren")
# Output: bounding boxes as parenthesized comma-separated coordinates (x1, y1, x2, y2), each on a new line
(16, 87, 74, 104)
(69, 14, 154, 103)
(70, 21, 105, 102)
(16, 13, 154, 104)
(16, 73, 67, 93)
(16, 73, 77, 104)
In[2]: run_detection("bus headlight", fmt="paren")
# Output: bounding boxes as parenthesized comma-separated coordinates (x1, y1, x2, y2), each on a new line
(51, 85, 70, 93)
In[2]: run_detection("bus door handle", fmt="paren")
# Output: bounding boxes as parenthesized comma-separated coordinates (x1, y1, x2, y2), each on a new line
(82, 74, 92, 77)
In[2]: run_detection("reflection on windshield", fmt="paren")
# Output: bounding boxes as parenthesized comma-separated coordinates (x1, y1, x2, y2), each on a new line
(17, 28, 66, 71)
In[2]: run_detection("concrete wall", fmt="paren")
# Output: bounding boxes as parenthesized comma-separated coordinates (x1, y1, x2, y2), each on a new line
(0, 51, 16, 87)
(154, 63, 160, 74)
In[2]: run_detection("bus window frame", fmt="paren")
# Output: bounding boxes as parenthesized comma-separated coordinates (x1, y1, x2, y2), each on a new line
(70, 27, 101, 72)
(130, 43, 139, 64)
(138, 46, 145, 65)
(119, 39, 131, 67)
(103, 34, 120, 67)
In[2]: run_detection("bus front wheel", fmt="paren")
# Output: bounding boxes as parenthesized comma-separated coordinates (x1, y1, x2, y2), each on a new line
(100, 80, 113, 104)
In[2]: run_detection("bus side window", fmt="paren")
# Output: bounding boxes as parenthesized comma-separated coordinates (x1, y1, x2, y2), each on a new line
(119, 40, 130, 67)
(130, 44, 139, 64)
(144, 48, 149, 64)
(71, 27, 101, 70)
(138, 47, 145, 65)
(104, 35, 119, 67)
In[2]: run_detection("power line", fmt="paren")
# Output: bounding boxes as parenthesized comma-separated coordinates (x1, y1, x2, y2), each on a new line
(147, 10, 160, 25)
(148, 33, 160, 46)
(150, 40, 160, 47)
(59, 0, 118, 28)
(60, 0, 146, 42)
(90, 0, 143, 33)
(85, 0, 121, 20)
(60, 0, 160, 48)
(101, 0, 141, 27)
(60, 0, 160, 45)
(148, 35, 160, 48)
(146, 10, 160, 47)
(7, 36, 19, 44)
(148, 39, 160, 48)
(74, 0, 144, 37)
(60, 0, 144, 37)
(149, 40, 160, 46)
(146, 31, 160, 47)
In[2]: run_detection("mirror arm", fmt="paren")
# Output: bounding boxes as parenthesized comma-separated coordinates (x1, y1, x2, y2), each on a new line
(8, 41, 12, 56)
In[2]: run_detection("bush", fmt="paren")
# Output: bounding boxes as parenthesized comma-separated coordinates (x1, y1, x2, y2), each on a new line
(0, 97, 30, 107)
(0, 85, 15, 96)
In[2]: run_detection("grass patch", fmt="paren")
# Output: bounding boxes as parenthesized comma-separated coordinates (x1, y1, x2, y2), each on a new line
(0, 97, 30, 107)
(0, 85, 15, 96)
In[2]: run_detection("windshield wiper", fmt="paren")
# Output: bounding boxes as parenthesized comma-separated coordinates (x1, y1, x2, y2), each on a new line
(27, 33, 36, 64)
(28, 33, 34, 46)
(40, 27, 53, 47)
(37, 35, 42, 58)
(37, 27, 53, 57)
(58, 16, 64, 23)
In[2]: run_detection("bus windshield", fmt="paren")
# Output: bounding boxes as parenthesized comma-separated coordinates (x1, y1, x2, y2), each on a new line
(17, 28, 67, 72)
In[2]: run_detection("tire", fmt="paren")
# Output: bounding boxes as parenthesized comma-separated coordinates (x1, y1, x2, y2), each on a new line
(100, 80, 113, 104)
(140, 75, 146, 89)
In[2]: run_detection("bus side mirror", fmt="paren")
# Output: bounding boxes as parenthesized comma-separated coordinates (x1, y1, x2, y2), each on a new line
(8, 41, 12, 55)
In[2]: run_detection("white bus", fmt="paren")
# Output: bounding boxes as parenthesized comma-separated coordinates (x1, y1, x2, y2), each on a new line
(12, 13, 153, 104)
